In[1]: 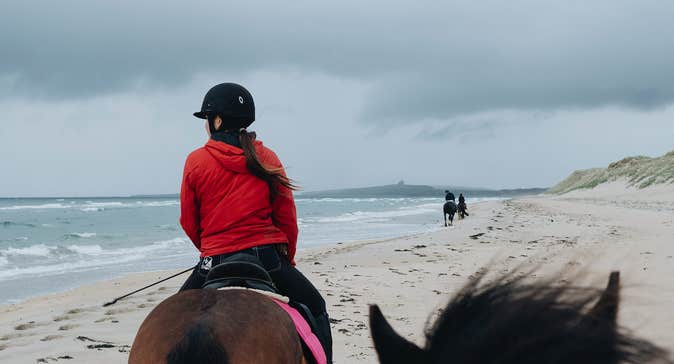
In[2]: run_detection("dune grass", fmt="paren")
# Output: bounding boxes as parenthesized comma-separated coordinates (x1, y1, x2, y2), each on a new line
(548, 151, 674, 194)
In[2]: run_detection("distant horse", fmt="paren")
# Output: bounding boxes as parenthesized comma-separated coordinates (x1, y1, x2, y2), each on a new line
(129, 289, 309, 364)
(457, 201, 468, 219)
(369, 271, 670, 364)
(443, 201, 457, 226)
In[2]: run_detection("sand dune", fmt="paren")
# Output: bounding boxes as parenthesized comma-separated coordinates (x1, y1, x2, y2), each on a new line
(549, 150, 674, 194)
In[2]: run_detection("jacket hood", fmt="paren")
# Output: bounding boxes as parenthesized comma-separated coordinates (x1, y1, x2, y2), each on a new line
(204, 139, 263, 174)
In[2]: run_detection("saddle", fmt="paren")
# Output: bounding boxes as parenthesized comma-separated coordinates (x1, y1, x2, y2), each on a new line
(201, 254, 326, 364)
(202, 253, 277, 293)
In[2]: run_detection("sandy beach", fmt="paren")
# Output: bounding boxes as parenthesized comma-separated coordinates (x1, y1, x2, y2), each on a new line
(2, 183, 673, 363)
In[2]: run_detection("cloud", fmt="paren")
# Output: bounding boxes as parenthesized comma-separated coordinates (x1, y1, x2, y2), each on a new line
(2, 0, 674, 125)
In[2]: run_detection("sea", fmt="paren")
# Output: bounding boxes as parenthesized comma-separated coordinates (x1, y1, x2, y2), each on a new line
(0, 195, 501, 304)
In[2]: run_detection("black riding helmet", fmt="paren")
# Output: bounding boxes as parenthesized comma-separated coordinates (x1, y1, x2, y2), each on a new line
(194, 83, 255, 129)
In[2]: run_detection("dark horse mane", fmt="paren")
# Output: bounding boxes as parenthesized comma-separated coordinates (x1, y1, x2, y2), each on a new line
(371, 271, 671, 364)
(166, 321, 229, 364)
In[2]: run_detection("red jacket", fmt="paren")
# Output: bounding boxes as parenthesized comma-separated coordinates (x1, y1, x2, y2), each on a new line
(180, 139, 298, 264)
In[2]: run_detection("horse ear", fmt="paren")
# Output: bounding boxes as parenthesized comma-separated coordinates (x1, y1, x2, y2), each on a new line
(369, 305, 425, 364)
(588, 271, 620, 325)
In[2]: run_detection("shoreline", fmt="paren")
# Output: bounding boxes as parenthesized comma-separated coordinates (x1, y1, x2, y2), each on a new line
(0, 196, 503, 305)
(0, 222, 452, 311)
(1, 194, 673, 362)
(0, 198, 496, 307)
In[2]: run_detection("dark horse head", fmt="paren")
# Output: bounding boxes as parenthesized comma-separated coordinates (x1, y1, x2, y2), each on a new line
(370, 271, 671, 364)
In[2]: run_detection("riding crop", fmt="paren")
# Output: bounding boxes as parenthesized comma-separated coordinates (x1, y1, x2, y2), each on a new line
(102, 266, 194, 307)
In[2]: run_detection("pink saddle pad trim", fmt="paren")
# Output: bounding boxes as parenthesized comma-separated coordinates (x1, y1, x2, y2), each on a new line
(272, 299, 327, 364)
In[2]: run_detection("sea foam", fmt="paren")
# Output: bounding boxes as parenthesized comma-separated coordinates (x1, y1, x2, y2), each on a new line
(313, 203, 439, 223)
(0, 200, 179, 211)
(0, 237, 189, 281)
(2, 244, 54, 257)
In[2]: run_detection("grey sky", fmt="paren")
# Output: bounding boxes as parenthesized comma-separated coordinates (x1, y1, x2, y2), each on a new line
(1, 1, 674, 196)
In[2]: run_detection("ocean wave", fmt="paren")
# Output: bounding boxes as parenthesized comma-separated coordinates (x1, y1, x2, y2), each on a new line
(309, 202, 440, 223)
(0, 200, 179, 211)
(64, 232, 97, 239)
(2, 221, 37, 228)
(136, 201, 179, 207)
(0, 237, 186, 259)
(0, 237, 189, 281)
(0, 236, 30, 243)
(83, 201, 123, 206)
(68, 238, 187, 257)
(0, 255, 141, 281)
(66, 244, 105, 255)
(296, 197, 438, 203)
(0, 203, 71, 210)
(2, 244, 54, 256)
(156, 224, 179, 231)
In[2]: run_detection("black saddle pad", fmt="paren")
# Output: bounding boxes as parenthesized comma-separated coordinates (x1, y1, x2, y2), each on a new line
(202, 253, 277, 293)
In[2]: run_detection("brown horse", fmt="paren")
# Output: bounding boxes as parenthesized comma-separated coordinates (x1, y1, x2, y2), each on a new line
(129, 288, 309, 364)
(370, 271, 671, 364)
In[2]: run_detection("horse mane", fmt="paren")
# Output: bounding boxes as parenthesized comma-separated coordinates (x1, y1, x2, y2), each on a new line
(370, 271, 672, 364)
(422, 272, 669, 364)
(166, 321, 229, 364)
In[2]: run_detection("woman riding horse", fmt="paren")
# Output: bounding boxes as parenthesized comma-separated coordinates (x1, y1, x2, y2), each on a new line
(176, 83, 332, 361)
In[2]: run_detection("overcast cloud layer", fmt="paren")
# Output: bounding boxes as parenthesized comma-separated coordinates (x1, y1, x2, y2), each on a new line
(1, 1, 674, 196)
(4, 1, 674, 122)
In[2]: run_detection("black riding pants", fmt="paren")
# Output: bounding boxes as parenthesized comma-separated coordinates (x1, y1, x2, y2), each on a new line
(180, 244, 325, 314)
(179, 244, 333, 362)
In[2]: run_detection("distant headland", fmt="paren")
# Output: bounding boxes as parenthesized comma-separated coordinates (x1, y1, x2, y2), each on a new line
(298, 181, 547, 199)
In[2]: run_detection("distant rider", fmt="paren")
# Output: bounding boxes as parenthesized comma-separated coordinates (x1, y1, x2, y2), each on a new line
(458, 193, 469, 217)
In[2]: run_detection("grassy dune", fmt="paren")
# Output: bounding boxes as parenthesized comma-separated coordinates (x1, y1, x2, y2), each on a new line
(548, 150, 674, 194)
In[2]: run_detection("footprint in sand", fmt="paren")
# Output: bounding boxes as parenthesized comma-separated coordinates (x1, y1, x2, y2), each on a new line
(58, 324, 79, 331)
(37, 355, 74, 362)
(105, 307, 134, 316)
(2, 332, 28, 341)
(53, 307, 94, 322)
(53, 314, 73, 322)
(14, 321, 41, 330)
(40, 335, 64, 342)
